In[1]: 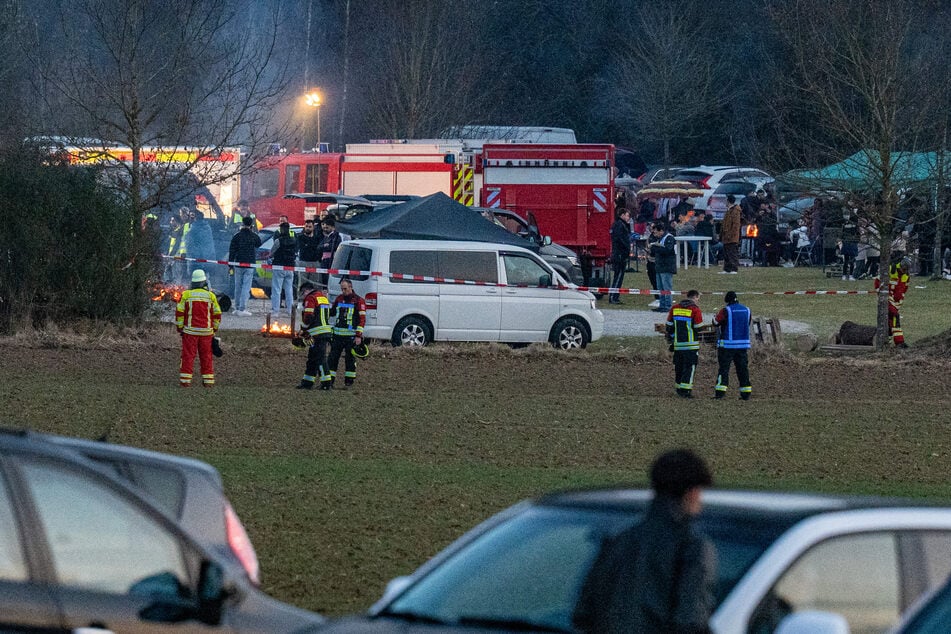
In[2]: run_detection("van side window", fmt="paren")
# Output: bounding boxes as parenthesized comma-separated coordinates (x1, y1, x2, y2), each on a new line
(391, 250, 438, 283)
(438, 251, 498, 283)
(331, 245, 372, 281)
(502, 254, 551, 286)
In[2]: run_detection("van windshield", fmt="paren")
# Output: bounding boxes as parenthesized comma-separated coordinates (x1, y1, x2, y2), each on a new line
(331, 245, 372, 281)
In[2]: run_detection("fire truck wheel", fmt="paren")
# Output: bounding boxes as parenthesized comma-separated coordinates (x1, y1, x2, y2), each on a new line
(392, 316, 433, 347)
(550, 317, 590, 350)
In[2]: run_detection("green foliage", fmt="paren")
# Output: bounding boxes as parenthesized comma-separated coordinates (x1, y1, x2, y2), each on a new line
(0, 151, 156, 333)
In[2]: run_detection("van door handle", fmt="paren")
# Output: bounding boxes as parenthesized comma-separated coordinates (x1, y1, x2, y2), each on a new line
(74, 628, 116, 634)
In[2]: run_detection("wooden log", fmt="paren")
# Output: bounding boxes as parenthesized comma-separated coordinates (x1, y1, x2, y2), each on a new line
(838, 321, 877, 346)
(795, 333, 818, 352)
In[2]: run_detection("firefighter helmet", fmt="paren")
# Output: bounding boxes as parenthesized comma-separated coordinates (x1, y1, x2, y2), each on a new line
(191, 269, 207, 283)
(351, 342, 370, 358)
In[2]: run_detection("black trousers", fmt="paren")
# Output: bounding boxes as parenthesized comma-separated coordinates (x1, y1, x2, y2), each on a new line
(328, 335, 356, 382)
(609, 258, 626, 302)
(646, 261, 657, 292)
(673, 349, 699, 391)
(303, 336, 331, 384)
(723, 243, 740, 272)
(715, 348, 751, 394)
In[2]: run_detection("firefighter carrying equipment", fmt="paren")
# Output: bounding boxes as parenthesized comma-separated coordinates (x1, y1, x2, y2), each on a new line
(331, 293, 367, 336)
(212, 337, 224, 358)
(351, 342, 370, 359)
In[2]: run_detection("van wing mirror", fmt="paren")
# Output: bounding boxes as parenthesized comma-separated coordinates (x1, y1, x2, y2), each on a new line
(196, 560, 226, 625)
(542, 235, 552, 246)
(539, 274, 552, 287)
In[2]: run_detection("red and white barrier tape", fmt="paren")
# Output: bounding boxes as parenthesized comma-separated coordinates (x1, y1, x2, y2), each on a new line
(163, 256, 878, 296)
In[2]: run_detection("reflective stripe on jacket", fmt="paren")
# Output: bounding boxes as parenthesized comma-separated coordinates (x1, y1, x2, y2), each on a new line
(715, 303, 751, 349)
(332, 294, 366, 336)
(666, 301, 703, 351)
(175, 289, 221, 335)
(302, 290, 332, 337)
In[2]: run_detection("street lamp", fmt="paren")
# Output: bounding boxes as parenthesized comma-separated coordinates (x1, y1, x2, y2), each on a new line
(304, 90, 321, 152)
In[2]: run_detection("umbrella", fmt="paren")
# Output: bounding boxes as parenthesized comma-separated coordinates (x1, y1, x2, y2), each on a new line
(636, 180, 705, 199)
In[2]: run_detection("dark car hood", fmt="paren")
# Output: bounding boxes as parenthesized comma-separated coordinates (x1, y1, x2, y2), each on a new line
(539, 242, 577, 259)
(312, 615, 557, 633)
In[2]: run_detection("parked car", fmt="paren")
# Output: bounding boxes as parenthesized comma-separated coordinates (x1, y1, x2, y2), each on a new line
(675, 166, 773, 211)
(41, 430, 260, 584)
(317, 488, 951, 634)
(707, 180, 761, 221)
(478, 208, 584, 284)
(0, 428, 324, 632)
(328, 239, 603, 349)
(638, 164, 688, 185)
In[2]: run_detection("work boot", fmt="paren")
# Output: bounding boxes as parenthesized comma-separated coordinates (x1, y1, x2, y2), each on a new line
(296, 381, 314, 390)
(713, 393, 725, 400)
(740, 394, 751, 401)
(681, 390, 693, 399)
(896, 342, 909, 349)
(344, 378, 354, 387)
(319, 382, 332, 391)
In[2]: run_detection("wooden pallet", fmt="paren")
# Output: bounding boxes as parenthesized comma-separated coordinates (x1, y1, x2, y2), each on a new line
(752, 317, 782, 345)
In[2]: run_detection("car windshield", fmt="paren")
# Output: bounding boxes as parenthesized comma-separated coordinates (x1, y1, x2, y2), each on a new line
(714, 182, 755, 195)
(381, 505, 789, 631)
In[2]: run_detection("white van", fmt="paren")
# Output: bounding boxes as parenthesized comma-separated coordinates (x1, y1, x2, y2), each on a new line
(328, 240, 604, 349)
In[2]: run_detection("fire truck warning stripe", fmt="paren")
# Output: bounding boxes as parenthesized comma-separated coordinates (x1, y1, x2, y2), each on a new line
(166, 256, 878, 296)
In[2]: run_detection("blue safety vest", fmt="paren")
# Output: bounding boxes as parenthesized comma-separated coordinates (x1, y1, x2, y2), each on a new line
(718, 303, 751, 349)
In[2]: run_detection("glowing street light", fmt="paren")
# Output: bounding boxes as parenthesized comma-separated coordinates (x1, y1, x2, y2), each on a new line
(304, 90, 322, 153)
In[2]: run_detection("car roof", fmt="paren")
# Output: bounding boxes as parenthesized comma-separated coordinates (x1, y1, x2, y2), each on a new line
(535, 488, 939, 521)
(341, 239, 537, 253)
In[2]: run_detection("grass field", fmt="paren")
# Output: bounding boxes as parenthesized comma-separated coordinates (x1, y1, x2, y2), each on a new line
(1, 266, 950, 616)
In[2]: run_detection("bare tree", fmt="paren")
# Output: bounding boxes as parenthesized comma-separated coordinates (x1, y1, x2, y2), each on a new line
(29, 0, 294, 218)
(769, 0, 950, 349)
(356, 0, 493, 139)
(608, 1, 726, 165)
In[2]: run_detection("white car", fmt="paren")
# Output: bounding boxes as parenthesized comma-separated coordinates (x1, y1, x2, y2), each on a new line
(319, 489, 951, 634)
(676, 165, 773, 211)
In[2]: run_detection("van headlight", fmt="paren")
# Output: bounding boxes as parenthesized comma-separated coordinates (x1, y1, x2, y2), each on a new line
(568, 256, 580, 267)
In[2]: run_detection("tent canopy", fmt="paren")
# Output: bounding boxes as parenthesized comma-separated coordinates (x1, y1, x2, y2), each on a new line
(336, 192, 538, 250)
(785, 150, 951, 193)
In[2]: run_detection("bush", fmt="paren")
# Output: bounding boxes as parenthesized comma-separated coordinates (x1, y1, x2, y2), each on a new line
(0, 149, 156, 334)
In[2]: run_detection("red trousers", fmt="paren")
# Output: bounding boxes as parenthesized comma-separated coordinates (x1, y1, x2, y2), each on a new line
(180, 333, 215, 386)
(888, 306, 904, 345)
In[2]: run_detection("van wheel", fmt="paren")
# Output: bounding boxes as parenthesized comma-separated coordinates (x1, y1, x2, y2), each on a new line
(392, 316, 432, 347)
(550, 317, 589, 350)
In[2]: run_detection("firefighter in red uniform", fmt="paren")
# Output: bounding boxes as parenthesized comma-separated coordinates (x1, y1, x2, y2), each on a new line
(875, 257, 910, 348)
(666, 289, 703, 398)
(175, 269, 222, 387)
(296, 281, 334, 390)
(327, 277, 367, 389)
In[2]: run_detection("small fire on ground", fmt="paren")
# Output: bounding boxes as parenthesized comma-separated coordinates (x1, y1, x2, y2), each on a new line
(151, 283, 185, 302)
(261, 321, 293, 337)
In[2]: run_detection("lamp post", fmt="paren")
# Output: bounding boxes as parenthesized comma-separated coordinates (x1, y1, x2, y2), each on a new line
(304, 89, 322, 191)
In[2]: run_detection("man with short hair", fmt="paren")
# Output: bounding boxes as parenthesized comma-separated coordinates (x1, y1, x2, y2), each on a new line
(721, 195, 742, 274)
(228, 215, 262, 316)
(296, 281, 333, 389)
(319, 215, 342, 289)
(609, 208, 631, 304)
(713, 291, 752, 400)
(650, 222, 677, 312)
(575, 448, 717, 634)
(175, 269, 222, 388)
(269, 222, 297, 316)
(297, 218, 322, 293)
(666, 289, 703, 398)
(326, 277, 366, 389)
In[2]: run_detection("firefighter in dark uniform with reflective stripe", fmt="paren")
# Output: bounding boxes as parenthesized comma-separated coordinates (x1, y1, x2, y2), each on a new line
(713, 291, 752, 400)
(296, 281, 333, 390)
(666, 289, 703, 398)
(327, 277, 367, 388)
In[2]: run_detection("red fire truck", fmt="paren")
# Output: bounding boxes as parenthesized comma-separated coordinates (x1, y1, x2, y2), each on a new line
(244, 142, 479, 226)
(480, 143, 616, 285)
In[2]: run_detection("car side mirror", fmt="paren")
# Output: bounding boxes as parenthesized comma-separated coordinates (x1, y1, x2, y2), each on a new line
(539, 274, 552, 287)
(542, 235, 552, 246)
(775, 611, 850, 634)
(196, 560, 226, 625)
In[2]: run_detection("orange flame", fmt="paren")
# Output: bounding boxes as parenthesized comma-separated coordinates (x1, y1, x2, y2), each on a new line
(151, 283, 185, 302)
(744, 224, 759, 238)
(260, 321, 294, 337)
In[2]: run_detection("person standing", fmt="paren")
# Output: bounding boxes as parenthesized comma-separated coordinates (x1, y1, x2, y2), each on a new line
(296, 281, 334, 390)
(319, 215, 342, 289)
(712, 291, 752, 400)
(609, 208, 631, 304)
(574, 448, 717, 634)
(326, 278, 366, 389)
(721, 195, 741, 274)
(875, 256, 911, 348)
(840, 210, 859, 280)
(228, 215, 261, 316)
(650, 222, 677, 313)
(269, 221, 297, 316)
(666, 289, 703, 398)
(164, 215, 185, 284)
(297, 218, 322, 293)
(232, 200, 258, 231)
(175, 269, 222, 388)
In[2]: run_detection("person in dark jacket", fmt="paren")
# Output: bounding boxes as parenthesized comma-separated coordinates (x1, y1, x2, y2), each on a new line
(319, 215, 342, 289)
(297, 218, 322, 292)
(666, 289, 703, 398)
(269, 222, 297, 315)
(609, 208, 631, 304)
(650, 221, 677, 312)
(228, 215, 262, 315)
(574, 448, 717, 634)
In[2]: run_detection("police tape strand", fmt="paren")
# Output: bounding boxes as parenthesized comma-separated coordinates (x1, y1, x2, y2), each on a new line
(162, 255, 878, 297)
